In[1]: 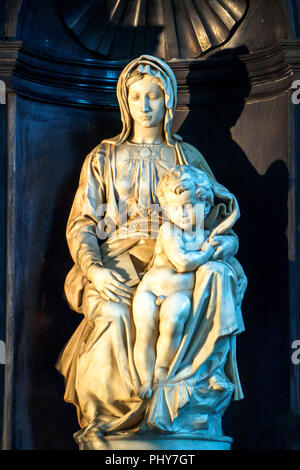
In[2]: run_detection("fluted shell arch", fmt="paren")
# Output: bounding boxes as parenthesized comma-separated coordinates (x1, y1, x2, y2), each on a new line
(60, 0, 249, 60)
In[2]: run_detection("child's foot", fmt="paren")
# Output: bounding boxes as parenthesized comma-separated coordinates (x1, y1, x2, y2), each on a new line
(138, 381, 153, 399)
(209, 374, 228, 391)
(154, 365, 168, 383)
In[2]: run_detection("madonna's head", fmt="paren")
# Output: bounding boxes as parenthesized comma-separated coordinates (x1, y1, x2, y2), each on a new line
(116, 55, 177, 145)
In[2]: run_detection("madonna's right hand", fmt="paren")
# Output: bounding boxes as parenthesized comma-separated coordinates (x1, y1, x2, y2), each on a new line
(87, 265, 133, 305)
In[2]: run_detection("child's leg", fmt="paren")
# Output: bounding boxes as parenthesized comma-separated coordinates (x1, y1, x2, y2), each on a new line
(155, 292, 191, 381)
(133, 289, 159, 399)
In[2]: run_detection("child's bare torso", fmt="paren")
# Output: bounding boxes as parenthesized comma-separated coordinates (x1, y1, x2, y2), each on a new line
(139, 224, 207, 297)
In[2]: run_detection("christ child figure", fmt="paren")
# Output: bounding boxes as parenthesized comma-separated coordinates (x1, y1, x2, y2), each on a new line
(133, 165, 217, 399)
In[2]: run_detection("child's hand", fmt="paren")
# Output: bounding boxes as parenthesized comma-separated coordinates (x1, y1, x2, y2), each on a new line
(201, 240, 215, 255)
(199, 241, 216, 263)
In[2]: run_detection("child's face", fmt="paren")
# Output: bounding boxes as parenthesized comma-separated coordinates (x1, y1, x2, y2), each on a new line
(164, 188, 209, 232)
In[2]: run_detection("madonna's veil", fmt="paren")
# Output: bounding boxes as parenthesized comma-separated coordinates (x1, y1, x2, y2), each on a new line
(103, 55, 177, 146)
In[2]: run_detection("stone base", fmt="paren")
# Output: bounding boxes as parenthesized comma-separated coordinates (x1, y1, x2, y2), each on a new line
(76, 432, 233, 451)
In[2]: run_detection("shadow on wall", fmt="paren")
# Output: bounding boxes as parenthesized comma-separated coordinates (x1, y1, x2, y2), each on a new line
(177, 47, 290, 449)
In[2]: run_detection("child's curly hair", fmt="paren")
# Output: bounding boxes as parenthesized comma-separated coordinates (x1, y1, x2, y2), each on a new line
(157, 165, 214, 208)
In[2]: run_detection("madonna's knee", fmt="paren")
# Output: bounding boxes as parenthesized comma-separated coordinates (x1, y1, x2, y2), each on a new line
(101, 301, 130, 323)
(82, 282, 104, 321)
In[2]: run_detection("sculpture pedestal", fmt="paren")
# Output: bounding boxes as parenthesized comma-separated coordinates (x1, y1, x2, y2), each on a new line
(76, 432, 233, 451)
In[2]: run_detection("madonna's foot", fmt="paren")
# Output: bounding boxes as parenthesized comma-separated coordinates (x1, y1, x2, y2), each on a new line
(154, 365, 168, 383)
(138, 381, 153, 399)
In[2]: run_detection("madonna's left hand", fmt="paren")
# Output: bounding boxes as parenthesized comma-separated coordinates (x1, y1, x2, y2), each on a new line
(210, 234, 239, 261)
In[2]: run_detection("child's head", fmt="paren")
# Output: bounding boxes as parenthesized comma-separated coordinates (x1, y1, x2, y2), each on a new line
(157, 165, 214, 231)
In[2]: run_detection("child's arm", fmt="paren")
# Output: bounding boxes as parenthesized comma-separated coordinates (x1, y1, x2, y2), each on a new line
(159, 223, 215, 273)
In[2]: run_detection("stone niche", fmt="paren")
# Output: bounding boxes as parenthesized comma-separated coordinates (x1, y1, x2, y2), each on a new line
(0, 0, 299, 450)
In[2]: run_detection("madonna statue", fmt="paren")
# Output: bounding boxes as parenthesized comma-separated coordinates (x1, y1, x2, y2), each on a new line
(56, 55, 247, 450)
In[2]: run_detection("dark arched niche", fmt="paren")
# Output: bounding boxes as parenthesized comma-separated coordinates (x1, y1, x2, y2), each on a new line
(0, 0, 299, 450)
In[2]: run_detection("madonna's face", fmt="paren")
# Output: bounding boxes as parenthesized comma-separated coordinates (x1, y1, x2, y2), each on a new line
(127, 75, 165, 128)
